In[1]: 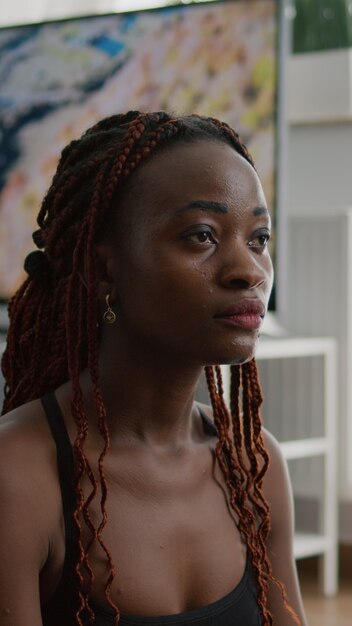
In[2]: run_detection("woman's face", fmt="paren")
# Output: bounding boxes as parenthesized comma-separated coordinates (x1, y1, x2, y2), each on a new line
(108, 139, 273, 366)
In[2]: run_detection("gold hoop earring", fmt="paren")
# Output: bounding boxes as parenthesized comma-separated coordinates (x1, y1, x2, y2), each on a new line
(103, 294, 116, 324)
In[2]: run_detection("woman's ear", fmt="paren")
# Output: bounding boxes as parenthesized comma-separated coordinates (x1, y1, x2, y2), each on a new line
(91, 242, 119, 303)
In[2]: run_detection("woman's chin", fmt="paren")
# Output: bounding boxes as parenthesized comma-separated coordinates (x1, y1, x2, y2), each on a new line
(220, 336, 259, 365)
(218, 354, 255, 367)
(206, 344, 258, 367)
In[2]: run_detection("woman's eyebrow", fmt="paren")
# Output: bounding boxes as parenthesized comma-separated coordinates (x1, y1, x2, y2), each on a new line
(253, 206, 269, 217)
(175, 200, 229, 215)
(174, 201, 269, 217)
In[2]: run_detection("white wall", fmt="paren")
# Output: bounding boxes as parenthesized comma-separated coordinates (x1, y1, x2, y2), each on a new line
(0, 0, 177, 27)
(0, 0, 114, 26)
(287, 123, 352, 218)
(286, 51, 352, 218)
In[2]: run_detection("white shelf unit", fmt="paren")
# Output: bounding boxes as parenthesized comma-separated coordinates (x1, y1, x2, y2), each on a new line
(255, 336, 338, 596)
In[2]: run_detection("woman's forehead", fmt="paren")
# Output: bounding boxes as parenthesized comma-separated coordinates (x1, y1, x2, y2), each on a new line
(108, 140, 269, 253)
(121, 139, 264, 213)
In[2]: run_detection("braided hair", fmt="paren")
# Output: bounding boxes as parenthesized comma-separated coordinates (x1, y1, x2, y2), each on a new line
(1, 111, 299, 625)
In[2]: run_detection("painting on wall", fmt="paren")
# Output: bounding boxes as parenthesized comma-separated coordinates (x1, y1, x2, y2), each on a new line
(0, 0, 278, 301)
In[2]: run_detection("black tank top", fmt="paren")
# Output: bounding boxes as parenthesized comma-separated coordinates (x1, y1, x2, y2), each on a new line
(41, 392, 261, 626)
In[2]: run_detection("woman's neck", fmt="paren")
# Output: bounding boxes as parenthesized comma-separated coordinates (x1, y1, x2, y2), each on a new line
(79, 341, 205, 447)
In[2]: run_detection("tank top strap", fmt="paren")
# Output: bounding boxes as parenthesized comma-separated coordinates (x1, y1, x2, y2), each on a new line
(198, 407, 218, 437)
(41, 392, 78, 565)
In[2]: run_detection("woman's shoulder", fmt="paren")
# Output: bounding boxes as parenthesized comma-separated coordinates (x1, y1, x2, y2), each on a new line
(0, 397, 50, 458)
(260, 427, 290, 488)
(0, 399, 61, 617)
(194, 402, 288, 482)
(261, 427, 287, 466)
(260, 428, 295, 535)
(0, 397, 60, 516)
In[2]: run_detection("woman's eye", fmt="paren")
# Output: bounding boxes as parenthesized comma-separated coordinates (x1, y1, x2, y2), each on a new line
(248, 231, 271, 250)
(185, 229, 216, 245)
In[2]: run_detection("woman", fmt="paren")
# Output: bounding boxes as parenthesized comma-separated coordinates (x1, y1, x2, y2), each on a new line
(0, 111, 307, 625)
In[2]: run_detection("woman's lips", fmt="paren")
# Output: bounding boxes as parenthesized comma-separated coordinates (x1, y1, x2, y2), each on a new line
(214, 299, 265, 330)
(214, 313, 263, 330)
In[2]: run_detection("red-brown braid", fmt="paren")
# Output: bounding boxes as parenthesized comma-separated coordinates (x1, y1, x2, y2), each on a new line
(206, 364, 272, 625)
(229, 360, 300, 625)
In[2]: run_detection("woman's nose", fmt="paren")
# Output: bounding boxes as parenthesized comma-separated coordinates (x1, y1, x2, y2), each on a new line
(219, 244, 270, 290)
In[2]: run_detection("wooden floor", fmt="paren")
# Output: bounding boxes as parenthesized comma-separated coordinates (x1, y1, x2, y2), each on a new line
(297, 551, 352, 626)
(300, 578, 352, 626)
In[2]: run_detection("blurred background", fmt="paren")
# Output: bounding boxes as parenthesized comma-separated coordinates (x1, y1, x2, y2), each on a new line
(1, 2, 352, 624)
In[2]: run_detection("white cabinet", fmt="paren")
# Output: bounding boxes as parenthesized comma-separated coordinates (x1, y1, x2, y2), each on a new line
(286, 212, 352, 507)
(256, 336, 338, 596)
